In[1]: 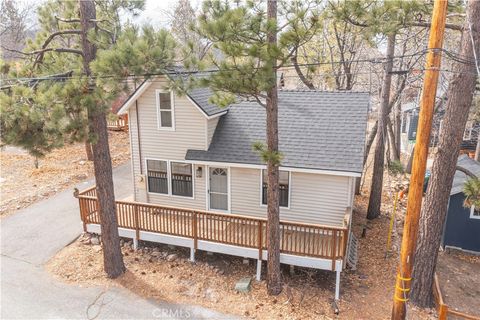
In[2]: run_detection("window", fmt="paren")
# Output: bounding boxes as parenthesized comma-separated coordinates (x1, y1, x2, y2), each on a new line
(470, 206, 480, 219)
(262, 169, 289, 207)
(401, 114, 407, 133)
(147, 160, 168, 194)
(171, 162, 193, 197)
(156, 90, 174, 129)
(463, 127, 473, 140)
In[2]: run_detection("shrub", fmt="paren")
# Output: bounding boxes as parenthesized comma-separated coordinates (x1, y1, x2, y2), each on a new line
(388, 160, 404, 175)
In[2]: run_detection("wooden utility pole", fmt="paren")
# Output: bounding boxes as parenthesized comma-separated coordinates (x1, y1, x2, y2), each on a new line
(391, 1, 448, 319)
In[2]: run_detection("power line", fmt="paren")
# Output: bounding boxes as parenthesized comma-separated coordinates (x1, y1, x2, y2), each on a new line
(1, 47, 477, 89)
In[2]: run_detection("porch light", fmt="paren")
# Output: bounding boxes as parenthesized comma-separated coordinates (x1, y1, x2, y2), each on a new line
(196, 166, 203, 178)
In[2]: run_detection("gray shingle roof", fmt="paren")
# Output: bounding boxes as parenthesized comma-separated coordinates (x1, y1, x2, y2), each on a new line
(451, 155, 480, 195)
(186, 90, 369, 174)
(187, 87, 227, 116)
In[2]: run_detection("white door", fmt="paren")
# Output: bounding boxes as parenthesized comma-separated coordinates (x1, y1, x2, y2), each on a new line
(209, 167, 229, 211)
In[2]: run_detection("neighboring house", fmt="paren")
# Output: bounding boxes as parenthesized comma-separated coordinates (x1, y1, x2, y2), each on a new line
(461, 120, 479, 156)
(442, 155, 480, 254)
(76, 74, 369, 300)
(400, 102, 419, 155)
(400, 102, 479, 157)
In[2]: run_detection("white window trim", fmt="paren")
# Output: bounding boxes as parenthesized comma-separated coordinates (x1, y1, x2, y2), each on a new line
(170, 161, 195, 199)
(206, 166, 231, 213)
(463, 127, 473, 140)
(155, 89, 175, 131)
(145, 158, 169, 195)
(259, 169, 291, 209)
(145, 158, 194, 199)
(470, 205, 480, 219)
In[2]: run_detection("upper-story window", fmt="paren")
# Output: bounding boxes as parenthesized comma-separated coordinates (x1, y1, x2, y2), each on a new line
(156, 90, 174, 130)
(262, 169, 290, 208)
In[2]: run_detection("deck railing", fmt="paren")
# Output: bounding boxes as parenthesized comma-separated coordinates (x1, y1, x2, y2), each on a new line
(433, 273, 480, 320)
(106, 118, 128, 131)
(77, 186, 348, 266)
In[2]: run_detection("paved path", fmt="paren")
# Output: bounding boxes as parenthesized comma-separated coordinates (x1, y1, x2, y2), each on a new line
(1, 162, 233, 319)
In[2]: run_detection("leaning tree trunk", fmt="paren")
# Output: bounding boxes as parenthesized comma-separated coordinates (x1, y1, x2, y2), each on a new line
(366, 33, 396, 220)
(265, 0, 282, 296)
(411, 0, 480, 307)
(79, 0, 125, 278)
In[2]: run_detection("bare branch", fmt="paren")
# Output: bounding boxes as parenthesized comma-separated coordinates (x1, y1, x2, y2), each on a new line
(55, 16, 81, 23)
(291, 50, 315, 90)
(410, 21, 463, 32)
(33, 30, 82, 67)
(456, 165, 479, 179)
(253, 94, 266, 108)
(29, 47, 83, 56)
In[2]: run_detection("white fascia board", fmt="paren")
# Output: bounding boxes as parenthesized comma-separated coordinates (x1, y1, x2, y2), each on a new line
(117, 80, 153, 115)
(184, 94, 227, 120)
(184, 160, 361, 177)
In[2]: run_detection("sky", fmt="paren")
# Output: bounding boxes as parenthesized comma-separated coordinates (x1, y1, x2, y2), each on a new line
(133, 0, 202, 28)
(17, 0, 202, 30)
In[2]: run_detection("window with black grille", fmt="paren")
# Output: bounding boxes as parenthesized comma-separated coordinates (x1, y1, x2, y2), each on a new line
(171, 162, 193, 197)
(262, 169, 289, 207)
(147, 160, 168, 194)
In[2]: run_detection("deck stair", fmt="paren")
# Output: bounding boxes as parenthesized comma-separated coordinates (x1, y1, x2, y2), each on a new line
(346, 233, 358, 270)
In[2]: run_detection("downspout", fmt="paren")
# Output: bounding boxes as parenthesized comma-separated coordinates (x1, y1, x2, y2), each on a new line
(135, 101, 148, 202)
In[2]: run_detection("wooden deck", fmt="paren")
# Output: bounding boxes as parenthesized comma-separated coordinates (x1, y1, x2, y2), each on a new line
(77, 186, 348, 268)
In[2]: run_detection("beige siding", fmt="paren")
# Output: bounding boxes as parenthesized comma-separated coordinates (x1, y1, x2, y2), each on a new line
(129, 77, 207, 209)
(127, 76, 351, 226)
(206, 117, 219, 148)
(230, 167, 350, 226)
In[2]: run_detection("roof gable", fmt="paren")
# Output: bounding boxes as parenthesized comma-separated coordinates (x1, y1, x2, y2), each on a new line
(116, 76, 226, 118)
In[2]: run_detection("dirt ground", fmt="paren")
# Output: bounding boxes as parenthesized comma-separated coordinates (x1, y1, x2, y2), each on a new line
(47, 191, 435, 320)
(436, 250, 480, 318)
(0, 131, 130, 216)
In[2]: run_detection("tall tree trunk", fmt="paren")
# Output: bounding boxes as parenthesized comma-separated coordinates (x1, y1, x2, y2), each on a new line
(387, 117, 398, 163)
(85, 140, 93, 161)
(266, 0, 281, 296)
(79, 0, 125, 278)
(366, 33, 396, 220)
(364, 121, 378, 165)
(411, 0, 480, 307)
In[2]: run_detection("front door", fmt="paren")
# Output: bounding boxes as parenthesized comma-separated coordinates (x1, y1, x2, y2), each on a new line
(209, 167, 229, 211)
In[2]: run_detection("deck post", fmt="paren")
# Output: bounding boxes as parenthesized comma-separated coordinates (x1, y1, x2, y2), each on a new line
(335, 260, 341, 300)
(256, 259, 262, 281)
(190, 246, 195, 262)
(133, 205, 140, 251)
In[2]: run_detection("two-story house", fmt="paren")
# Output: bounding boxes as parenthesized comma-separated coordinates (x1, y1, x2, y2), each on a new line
(76, 74, 369, 300)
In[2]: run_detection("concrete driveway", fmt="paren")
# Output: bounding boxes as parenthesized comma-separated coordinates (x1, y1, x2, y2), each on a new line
(1, 162, 233, 319)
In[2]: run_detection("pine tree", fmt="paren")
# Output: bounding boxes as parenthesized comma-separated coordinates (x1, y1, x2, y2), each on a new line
(333, 0, 436, 218)
(411, 0, 480, 307)
(192, 0, 320, 295)
(0, 0, 175, 278)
